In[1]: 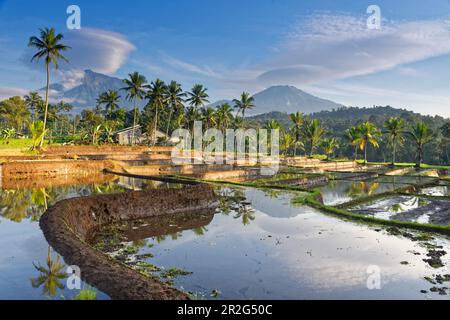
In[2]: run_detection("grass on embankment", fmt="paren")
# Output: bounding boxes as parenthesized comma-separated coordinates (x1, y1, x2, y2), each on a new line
(0, 138, 49, 153)
(357, 160, 450, 170)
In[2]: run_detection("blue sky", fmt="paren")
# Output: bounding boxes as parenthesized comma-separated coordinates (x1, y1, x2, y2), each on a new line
(1, 0, 450, 117)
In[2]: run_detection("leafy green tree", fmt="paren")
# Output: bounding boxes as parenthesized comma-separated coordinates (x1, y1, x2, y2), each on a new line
(201, 107, 217, 129)
(96, 90, 121, 120)
(344, 126, 362, 161)
(321, 138, 340, 161)
(280, 131, 295, 156)
(164, 81, 185, 136)
(290, 112, 304, 156)
(409, 122, 433, 167)
(233, 92, 255, 127)
(216, 103, 234, 133)
(302, 118, 326, 156)
(24, 92, 43, 121)
(28, 27, 70, 147)
(122, 72, 148, 145)
(355, 121, 381, 164)
(384, 117, 405, 165)
(0, 96, 30, 133)
(145, 78, 167, 144)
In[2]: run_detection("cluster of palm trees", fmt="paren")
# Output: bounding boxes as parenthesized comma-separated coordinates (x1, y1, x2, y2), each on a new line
(96, 75, 256, 145)
(344, 118, 433, 167)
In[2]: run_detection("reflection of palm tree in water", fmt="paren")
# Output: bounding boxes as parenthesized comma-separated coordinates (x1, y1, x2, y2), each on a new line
(234, 205, 256, 226)
(263, 189, 282, 199)
(31, 247, 67, 298)
(346, 182, 380, 198)
(0, 189, 30, 222)
(193, 226, 208, 236)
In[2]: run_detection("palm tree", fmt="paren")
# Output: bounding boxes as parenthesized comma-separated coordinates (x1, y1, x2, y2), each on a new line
(24, 92, 43, 121)
(233, 92, 255, 127)
(122, 72, 148, 145)
(96, 90, 121, 119)
(356, 121, 382, 164)
(290, 112, 304, 156)
(344, 126, 362, 161)
(201, 107, 217, 129)
(302, 118, 326, 156)
(28, 27, 71, 147)
(165, 81, 185, 137)
(384, 117, 405, 165)
(146, 79, 167, 144)
(185, 106, 202, 131)
(216, 103, 233, 133)
(321, 138, 340, 161)
(186, 84, 209, 110)
(280, 131, 295, 156)
(409, 122, 433, 167)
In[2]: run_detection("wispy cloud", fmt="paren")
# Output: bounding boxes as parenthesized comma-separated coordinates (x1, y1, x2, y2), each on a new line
(253, 14, 450, 86)
(0, 86, 28, 100)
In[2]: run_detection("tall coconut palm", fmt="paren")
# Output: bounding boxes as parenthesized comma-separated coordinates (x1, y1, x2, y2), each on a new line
(146, 79, 167, 144)
(96, 90, 121, 120)
(233, 92, 255, 127)
(384, 117, 405, 165)
(290, 112, 304, 156)
(186, 84, 209, 110)
(302, 118, 326, 156)
(24, 92, 43, 121)
(344, 126, 362, 161)
(356, 121, 382, 164)
(28, 27, 71, 147)
(409, 122, 433, 168)
(122, 72, 148, 145)
(164, 81, 185, 137)
(216, 103, 233, 132)
(321, 138, 340, 161)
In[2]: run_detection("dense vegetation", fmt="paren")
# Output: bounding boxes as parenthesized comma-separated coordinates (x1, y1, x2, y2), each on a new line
(0, 26, 449, 167)
(249, 107, 450, 165)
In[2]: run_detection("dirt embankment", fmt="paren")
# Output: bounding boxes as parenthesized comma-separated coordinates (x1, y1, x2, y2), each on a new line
(39, 184, 218, 300)
(1, 160, 120, 179)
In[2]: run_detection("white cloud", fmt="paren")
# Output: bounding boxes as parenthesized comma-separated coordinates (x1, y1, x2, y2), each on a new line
(63, 28, 136, 74)
(252, 14, 450, 86)
(0, 87, 28, 100)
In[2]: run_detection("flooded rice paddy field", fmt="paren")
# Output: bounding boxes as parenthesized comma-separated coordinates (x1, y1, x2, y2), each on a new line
(0, 170, 449, 299)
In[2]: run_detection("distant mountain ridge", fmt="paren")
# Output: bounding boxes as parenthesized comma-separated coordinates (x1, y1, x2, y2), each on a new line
(40, 69, 134, 111)
(208, 85, 342, 114)
(251, 85, 342, 115)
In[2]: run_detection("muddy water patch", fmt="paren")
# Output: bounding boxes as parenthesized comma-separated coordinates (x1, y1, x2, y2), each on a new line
(348, 195, 450, 225)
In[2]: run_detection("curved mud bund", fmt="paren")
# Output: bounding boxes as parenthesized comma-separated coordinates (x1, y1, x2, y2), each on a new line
(39, 184, 218, 300)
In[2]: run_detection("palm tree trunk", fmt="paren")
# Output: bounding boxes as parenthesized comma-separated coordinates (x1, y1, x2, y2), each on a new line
(39, 63, 50, 148)
(165, 103, 174, 138)
(354, 145, 358, 161)
(392, 142, 396, 165)
(153, 105, 158, 145)
(364, 142, 368, 164)
(132, 101, 137, 145)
